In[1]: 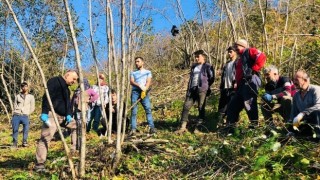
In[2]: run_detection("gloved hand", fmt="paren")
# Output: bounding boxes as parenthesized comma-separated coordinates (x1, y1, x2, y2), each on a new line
(141, 91, 147, 99)
(263, 93, 273, 102)
(40, 113, 49, 122)
(244, 74, 252, 81)
(66, 115, 72, 123)
(40, 113, 50, 127)
(293, 113, 304, 127)
(139, 85, 147, 91)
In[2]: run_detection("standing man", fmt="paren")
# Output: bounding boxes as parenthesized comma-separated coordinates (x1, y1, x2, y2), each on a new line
(11, 82, 35, 148)
(226, 39, 266, 129)
(261, 65, 296, 122)
(176, 50, 215, 133)
(130, 57, 156, 135)
(290, 70, 320, 138)
(34, 70, 78, 172)
(217, 46, 238, 124)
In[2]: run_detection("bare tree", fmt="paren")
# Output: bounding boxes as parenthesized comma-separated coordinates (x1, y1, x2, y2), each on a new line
(223, 0, 237, 42)
(0, 13, 13, 113)
(196, 0, 212, 63)
(62, 0, 88, 177)
(258, 0, 269, 54)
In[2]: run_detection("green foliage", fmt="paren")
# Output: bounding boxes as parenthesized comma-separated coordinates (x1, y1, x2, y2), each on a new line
(253, 155, 270, 170)
(9, 172, 30, 180)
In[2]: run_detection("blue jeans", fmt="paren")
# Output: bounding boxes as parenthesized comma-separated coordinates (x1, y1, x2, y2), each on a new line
(12, 115, 29, 144)
(131, 90, 154, 130)
(87, 105, 101, 132)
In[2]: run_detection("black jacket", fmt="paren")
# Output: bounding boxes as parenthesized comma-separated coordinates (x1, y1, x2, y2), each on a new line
(41, 76, 72, 116)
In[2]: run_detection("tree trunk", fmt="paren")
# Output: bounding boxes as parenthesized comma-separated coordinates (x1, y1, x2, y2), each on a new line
(0, 98, 10, 123)
(113, 0, 126, 170)
(223, 0, 237, 42)
(175, 0, 199, 50)
(106, 0, 118, 145)
(258, 0, 269, 54)
(280, 0, 290, 64)
(197, 0, 212, 63)
(238, 0, 248, 40)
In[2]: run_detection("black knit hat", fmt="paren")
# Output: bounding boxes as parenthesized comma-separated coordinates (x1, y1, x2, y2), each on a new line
(227, 46, 236, 51)
(193, 50, 208, 57)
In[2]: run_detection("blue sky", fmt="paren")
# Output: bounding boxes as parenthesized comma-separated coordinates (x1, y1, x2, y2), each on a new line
(148, 1, 197, 32)
(69, 0, 198, 68)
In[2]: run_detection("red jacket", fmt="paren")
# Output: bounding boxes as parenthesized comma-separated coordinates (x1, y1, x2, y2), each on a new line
(235, 48, 266, 86)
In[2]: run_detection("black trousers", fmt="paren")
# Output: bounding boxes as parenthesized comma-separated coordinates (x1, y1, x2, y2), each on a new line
(218, 88, 235, 115)
(226, 80, 259, 124)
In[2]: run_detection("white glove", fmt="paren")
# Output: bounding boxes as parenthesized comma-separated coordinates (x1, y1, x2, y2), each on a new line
(139, 85, 147, 91)
(293, 113, 304, 127)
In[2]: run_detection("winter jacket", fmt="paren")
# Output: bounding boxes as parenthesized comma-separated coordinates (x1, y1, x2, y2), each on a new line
(235, 48, 266, 86)
(186, 62, 215, 96)
(265, 76, 297, 99)
(42, 76, 72, 116)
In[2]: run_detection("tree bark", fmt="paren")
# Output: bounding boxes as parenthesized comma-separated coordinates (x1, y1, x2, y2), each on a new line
(258, 0, 269, 54)
(223, 0, 237, 42)
(280, 0, 290, 64)
(197, 0, 212, 63)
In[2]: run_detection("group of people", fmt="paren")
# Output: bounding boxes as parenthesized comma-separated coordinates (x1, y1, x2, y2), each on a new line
(10, 39, 320, 172)
(176, 39, 320, 139)
(11, 56, 156, 172)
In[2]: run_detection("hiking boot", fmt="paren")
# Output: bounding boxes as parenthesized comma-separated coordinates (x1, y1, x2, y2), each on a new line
(34, 163, 46, 172)
(175, 128, 188, 134)
(193, 128, 202, 134)
(175, 121, 188, 134)
(22, 142, 29, 147)
(150, 128, 157, 134)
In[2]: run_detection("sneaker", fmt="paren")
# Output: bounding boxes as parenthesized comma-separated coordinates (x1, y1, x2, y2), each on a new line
(34, 163, 46, 172)
(22, 142, 28, 147)
(175, 128, 188, 134)
(150, 128, 157, 134)
(11, 143, 18, 149)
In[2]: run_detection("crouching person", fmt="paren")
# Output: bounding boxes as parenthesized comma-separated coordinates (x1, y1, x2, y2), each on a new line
(34, 70, 78, 172)
(290, 70, 320, 139)
(100, 89, 129, 136)
(261, 65, 296, 124)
